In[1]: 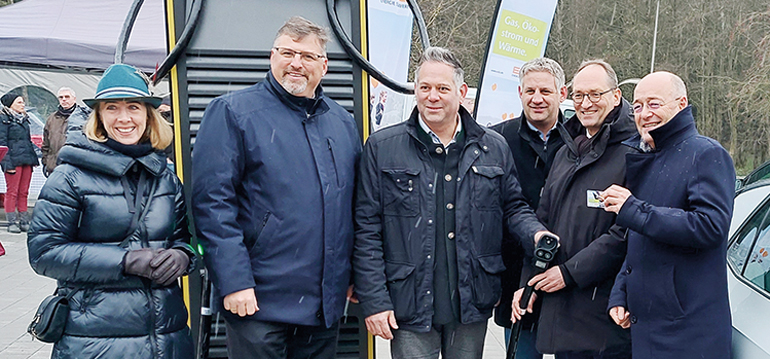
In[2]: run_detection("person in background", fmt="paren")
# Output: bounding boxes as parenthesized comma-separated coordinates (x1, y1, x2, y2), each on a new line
(603, 71, 734, 359)
(27, 63, 196, 359)
(42, 87, 86, 177)
(491, 57, 570, 359)
(157, 96, 175, 164)
(375, 90, 387, 125)
(192, 16, 361, 359)
(0, 93, 39, 233)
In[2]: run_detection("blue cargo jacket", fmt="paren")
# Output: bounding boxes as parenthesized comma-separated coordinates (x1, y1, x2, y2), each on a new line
(192, 72, 361, 327)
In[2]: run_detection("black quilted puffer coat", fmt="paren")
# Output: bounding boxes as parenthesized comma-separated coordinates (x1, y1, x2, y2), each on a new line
(28, 131, 195, 359)
(0, 106, 39, 171)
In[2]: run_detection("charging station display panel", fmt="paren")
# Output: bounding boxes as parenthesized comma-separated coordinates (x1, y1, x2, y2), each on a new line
(475, 0, 557, 127)
(367, 0, 413, 133)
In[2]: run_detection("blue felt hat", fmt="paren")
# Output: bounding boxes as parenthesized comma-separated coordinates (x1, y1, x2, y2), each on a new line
(83, 64, 162, 108)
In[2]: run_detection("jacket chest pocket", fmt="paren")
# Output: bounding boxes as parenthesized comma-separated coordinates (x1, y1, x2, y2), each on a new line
(381, 168, 420, 217)
(471, 165, 504, 210)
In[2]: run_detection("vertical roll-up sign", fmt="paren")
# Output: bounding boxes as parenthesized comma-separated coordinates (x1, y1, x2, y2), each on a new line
(366, 0, 413, 133)
(475, 0, 558, 127)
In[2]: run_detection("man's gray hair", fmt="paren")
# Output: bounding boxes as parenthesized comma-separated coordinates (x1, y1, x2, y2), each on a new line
(58, 87, 76, 98)
(274, 16, 330, 53)
(575, 59, 618, 89)
(520, 57, 565, 89)
(416, 47, 465, 87)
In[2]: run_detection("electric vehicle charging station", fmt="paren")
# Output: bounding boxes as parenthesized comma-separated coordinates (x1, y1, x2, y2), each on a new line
(157, 0, 427, 357)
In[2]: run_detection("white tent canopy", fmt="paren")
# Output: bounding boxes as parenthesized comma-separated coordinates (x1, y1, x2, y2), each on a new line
(0, 0, 166, 72)
(0, 0, 168, 200)
(0, 0, 169, 108)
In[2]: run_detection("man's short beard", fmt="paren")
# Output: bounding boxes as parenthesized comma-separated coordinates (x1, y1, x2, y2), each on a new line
(281, 77, 308, 96)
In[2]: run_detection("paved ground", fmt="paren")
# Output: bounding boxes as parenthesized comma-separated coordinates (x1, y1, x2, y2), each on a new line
(0, 229, 55, 359)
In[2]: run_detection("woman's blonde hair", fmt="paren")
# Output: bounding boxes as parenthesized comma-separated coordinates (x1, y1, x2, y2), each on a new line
(84, 101, 173, 150)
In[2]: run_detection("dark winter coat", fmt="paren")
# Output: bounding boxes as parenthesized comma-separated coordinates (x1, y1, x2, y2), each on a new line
(0, 107, 39, 171)
(608, 106, 734, 359)
(191, 72, 361, 328)
(491, 112, 568, 328)
(27, 132, 196, 359)
(42, 106, 85, 175)
(353, 107, 546, 332)
(527, 100, 635, 353)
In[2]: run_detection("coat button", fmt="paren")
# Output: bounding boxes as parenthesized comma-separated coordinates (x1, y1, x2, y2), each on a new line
(445, 174, 452, 182)
(630, 316, 637, 324)
(446, 203, 454, 210)
(625, 265, 632, 275)
(436, 147, 444, 154)
(447, 232, 455, 240)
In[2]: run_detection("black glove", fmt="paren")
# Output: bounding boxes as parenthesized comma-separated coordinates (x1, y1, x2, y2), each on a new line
(150, 249, 190, 286)
(124, 248, 162, 278)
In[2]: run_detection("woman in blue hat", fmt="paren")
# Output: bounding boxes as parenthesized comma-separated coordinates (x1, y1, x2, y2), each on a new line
(27, 64, 195, 359)
(0, 93, 40, 233)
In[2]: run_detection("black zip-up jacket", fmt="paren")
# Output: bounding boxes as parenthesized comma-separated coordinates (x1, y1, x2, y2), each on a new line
(353, 107, 546, 332)
(491, 112, 568, 328)
(526, 99, 635, 353)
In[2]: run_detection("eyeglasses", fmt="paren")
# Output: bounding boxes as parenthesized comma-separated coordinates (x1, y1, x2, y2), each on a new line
(632, 97, 682, 113)
(273, 47, 326, 63)
(571, 88, 615, 104)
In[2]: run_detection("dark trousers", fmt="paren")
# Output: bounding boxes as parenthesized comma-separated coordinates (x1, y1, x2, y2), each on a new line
(224, 318, 339, 359)
(390, 320, 487, 359)
(555, 344, 632, 359)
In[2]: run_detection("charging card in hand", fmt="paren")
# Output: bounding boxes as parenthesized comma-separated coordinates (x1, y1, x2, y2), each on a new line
(587, 190, 604, 208)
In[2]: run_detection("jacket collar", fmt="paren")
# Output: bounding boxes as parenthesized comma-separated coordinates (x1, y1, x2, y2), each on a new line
(59, 131, 167, 177)
(622, 105, 699, 152)
(648, 105, 698, 150)
(265, 70, 328, 116)
(561, 98, 636, 157)
(405, 105, 485, 146)
(517, 111, 565, 145)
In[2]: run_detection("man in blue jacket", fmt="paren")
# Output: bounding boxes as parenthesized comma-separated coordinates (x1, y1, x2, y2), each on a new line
(601, 71, 734, 359)
(191, 16, 361, 359)
(353, 47, 551, 359)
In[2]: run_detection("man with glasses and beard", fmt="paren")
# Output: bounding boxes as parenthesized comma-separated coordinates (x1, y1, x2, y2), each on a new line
(602, 72, 734, 359)
(512, 59, 633, 359)
(192, 16, 361, 359)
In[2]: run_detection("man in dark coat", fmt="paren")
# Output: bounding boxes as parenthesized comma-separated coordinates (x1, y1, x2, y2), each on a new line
(42, 87, 86, 176)
(353, 47, 552, 359)
(513, 60, 633, 358)
(491, 57, 569, 359)
(191, 17, 361, 359)
(602, 72, 734, 359)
